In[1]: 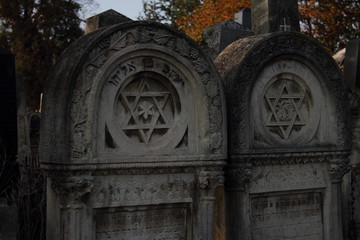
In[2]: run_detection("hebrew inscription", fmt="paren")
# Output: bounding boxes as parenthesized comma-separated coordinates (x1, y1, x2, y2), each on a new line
(264, 80, 306, 140)
(251, 192, 324, 240)
(96, 206, 187, 240)
(91, 174, 194, 208)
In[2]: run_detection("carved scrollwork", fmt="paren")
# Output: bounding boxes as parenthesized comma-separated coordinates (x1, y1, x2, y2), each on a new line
(328, 158, 351, 183)
(52, 177, 94, 206)
(69, 23, 224, 158)
(198, 171, 225, 190)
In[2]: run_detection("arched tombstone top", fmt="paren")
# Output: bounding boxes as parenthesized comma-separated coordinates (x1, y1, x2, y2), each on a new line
(40, 21, 226, 166)
(215, 32, 351, 155)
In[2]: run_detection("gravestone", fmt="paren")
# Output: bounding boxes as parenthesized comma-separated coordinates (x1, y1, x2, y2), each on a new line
(203, 20, 254, 60)
(85, 9, 132, 34)
(343, 38, 360, 239)
(344, 39, 360, 89)
(251, 0, 300, 34)
(215, 32, 351, 240)
(235, 8, 252, 30)
(40, 21, 226, 240)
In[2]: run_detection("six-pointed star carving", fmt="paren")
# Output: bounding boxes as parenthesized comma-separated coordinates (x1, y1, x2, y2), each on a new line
(121, 79, 171, 143)
(265, 83, 306, 140)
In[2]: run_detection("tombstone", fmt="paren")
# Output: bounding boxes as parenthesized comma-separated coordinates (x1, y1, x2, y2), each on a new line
(85, 9, 132, 34)
(343, 38, 360, 239)
(215, 32, 351, 240)
(251, 0, 300, 34)
(344, 39, 360, 89)
(40, 21, 226, 240)
(235, 8, 252, 30)
(203, 20, 254, 60)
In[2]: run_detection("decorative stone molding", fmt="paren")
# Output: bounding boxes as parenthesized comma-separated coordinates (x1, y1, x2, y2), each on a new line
(229, 150, 350, 166)
(197, 170, 225, 198)
(225, 164, 252, 191)
(328, 158, 351, 183)
(51, 177, 94, 207)
(40, 22, 226, 164)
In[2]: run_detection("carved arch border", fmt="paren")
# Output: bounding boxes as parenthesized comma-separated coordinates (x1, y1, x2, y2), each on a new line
(215, 32, 351, 154)
(40, 22, 227, 164)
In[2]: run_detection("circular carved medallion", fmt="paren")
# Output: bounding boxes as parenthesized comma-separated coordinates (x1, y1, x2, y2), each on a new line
(252, 59, 323, 146)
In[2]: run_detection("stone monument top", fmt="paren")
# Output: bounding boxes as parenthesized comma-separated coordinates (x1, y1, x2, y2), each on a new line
(251, 0, 300, 34)
(85, 9, 132, 34)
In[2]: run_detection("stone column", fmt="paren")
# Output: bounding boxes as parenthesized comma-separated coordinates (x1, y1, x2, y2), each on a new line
(225, 164, 252, 240)
(328, 158, 350, 240)
(51, 177, 93, 240)
(196, 170, 224, 240)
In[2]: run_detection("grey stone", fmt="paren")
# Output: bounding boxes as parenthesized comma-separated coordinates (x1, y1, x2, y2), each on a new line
(215, 32, 351, 240)
(40, 21, 226, 240)
(344, 39, 360, 89)
(85, 9, 132, 34)
(251, 0, 300, 34)
(203, 20, 254, 60)
(234, 8, 252, 30)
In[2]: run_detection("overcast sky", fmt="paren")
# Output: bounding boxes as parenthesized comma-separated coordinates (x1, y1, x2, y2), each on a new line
(93, 0, 144, 20)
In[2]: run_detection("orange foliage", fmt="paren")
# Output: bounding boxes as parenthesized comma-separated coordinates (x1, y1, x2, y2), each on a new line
(176, 0, 250, 42)
(176, 0, 360, 53)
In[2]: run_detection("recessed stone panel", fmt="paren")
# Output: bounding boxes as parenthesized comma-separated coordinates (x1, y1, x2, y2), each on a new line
(95, 204, 189, 240)
(251, 192, 324, 240)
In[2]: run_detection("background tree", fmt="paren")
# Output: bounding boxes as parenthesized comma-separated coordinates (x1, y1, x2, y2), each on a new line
(174, 0, 359, 53)
(140, 0, 201, 26)
(0, 0, 96, 109)
(299, 0, 360, 53)
(176, 0, 250, 42)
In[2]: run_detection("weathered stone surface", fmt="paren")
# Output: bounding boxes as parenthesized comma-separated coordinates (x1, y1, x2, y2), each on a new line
(203, 20, 253, 60)
(251, 0, 300, 34)
(85, 9, 132, 34)
(40, 21, 226, 240)
(215, 32, 351, 240)
(344, 39, 360, 89)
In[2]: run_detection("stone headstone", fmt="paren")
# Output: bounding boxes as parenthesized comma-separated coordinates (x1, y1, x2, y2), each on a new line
(235, 8, 252, 30)
(344, 39, 360, 89)
(40, 22, 226, 240)
(215, 32, 351, 240)
(85, 9, 132, 34)
(203, 20, 254, 60)
(344, 39, 360, 239)
(251, 0, 300, 34)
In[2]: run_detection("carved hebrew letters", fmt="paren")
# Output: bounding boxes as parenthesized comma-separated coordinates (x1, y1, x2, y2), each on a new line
(95, 206, 188, 240)
(91, 174, 194, 208)
(251, 192, 324, 240)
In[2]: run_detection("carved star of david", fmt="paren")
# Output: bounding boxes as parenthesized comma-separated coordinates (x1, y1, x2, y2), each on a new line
(265, 83, 306, 140)
(121, 79, 171, 143)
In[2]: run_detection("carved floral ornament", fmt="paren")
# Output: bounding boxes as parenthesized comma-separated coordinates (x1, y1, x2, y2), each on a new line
(63, 23, 225, 159)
